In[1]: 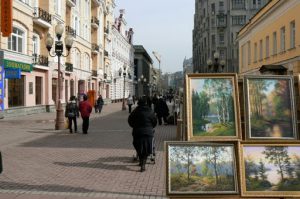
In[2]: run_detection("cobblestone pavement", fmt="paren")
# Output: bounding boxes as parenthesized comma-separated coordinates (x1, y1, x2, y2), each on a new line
(0, 103, 176, 199)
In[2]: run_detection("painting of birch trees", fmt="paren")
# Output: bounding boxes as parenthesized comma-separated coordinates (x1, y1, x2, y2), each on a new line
(190, 78, 237, 137)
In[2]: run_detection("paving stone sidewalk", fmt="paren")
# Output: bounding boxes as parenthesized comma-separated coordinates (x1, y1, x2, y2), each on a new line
(0, 103, 176, 199)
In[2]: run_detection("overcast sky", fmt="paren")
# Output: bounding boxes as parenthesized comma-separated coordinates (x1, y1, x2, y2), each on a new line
(115, 0, 194, 73)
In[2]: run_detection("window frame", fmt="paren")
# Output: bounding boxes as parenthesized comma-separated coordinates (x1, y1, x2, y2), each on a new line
(8, 25, 27, 54)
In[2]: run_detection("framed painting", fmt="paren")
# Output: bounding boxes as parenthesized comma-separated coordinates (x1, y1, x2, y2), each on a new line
(186, 73, 241, 140)
(244, 75, 297, 140)
(166, 141, 239, 196)
(240, 143, 300, 197)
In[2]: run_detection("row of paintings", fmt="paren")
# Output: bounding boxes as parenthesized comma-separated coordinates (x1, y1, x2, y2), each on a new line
(166, 142, 300, 197)
(186, 74, 298, 141)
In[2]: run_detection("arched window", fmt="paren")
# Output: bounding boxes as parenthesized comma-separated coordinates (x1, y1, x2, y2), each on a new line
(8, 27, 26, 53)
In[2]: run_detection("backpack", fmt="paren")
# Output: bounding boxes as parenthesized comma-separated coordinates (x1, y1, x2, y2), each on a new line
(67, 103, 77, 117)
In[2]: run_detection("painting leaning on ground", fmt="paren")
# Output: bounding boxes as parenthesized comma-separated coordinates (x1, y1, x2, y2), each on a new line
(191, 78, 236, 136)
(246, 78, 295, 138)
(168, 143, 237, 194)
(243, 146, 300, 192)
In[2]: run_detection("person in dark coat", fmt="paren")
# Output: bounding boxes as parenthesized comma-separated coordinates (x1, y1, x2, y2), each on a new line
(154, 96, 169, 125)
(79, 94, 92, 134)
(96, 95, 104, 113)
(65, 96, 79, 133)
(128, 96, 157, 172)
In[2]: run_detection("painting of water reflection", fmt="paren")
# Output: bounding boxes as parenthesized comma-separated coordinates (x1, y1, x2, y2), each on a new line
(187, 74, 240, 140)
(167, 143, 238, 195)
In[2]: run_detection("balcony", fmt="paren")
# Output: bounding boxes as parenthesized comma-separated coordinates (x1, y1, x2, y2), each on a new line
(32, 54, 48, 66)
(92, 70, 98, 77)
(91, 16, 99, 29)
(92, 43, 100, 54)
(33, 7, 52, 28)
(65, 62, 73, 72)
(92, 0, 101, 6)
(66, 0, 76, 7)
(65, 26, 76, 38)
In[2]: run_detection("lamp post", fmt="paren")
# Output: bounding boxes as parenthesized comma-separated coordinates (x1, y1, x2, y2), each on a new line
(46, 23, 74, 130)
(152, 51, 161, 94)
(120, 64, 127, 110)
(138, 75, 147, 97)
(206, 52, 225, 73)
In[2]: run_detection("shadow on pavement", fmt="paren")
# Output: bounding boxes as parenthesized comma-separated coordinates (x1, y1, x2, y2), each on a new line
(0, 181, 96, 193)
(54, 156, 138, 172)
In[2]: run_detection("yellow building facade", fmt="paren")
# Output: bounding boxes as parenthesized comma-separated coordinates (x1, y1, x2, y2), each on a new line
(238, 0, 300, 75)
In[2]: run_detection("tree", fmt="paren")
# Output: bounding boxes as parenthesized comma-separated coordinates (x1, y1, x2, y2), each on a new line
(258, 159, 268, 181)
(263, 146, 292, 182)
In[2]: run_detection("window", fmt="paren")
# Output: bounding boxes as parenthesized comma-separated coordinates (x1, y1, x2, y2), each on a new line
(259, 40, 263, 60)
(74, 16, 80, 36)
(55, 0, 61, 16)
(32, 34, 40, 55)
(290, 21, 295, 49)
(232, 0, 245, 9)
(280, 26, 285, 52)
(219, 33, 224, 45)
(211, 3, 215, 15)
(219, 1, 224, 11)
(8, 76, 25, 107)
(19, 0, 31, 6)
(242, 44, 246, 68)
(247, 41, 251, 65)
(212, 35, 216, 47)
(265, 36, 269, 58)
(211, 18, 215, 27)
(254, 42, 257, 62)
(232, 15, 246, 25)
(8, 27, 25, 53)
(273, 31, 277, 55)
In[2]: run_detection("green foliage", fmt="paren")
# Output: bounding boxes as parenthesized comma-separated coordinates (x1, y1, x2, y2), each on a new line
(193, 122, 235, 136)
(246, 178, 272, 191)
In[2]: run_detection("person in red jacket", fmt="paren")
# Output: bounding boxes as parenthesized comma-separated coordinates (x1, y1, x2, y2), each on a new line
(79, 94, 92, 134)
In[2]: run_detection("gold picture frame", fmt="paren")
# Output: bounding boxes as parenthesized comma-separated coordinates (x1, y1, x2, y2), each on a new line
(186, 73, 241, 141)
(240, 143, 300, 197)
(166, 141, 239, 197)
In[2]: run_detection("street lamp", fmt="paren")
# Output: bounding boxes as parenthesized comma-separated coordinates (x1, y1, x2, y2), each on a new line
(207, 52, 225, 73)
(152, 51, 161, 94)
(46, 23, 74, 130)
(138, 75, 147, 97)
(120, 64, 127, 110)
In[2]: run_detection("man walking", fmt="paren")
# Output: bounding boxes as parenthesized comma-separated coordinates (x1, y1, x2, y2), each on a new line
(79, 95, 92, 134)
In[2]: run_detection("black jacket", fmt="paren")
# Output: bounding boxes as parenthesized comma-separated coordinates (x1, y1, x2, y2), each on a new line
(65, 100, 79, 118)
(128, 105, 157, 137)
(154, 98, 169, 117)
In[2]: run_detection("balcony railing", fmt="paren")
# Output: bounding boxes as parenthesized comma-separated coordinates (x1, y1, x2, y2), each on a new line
(91, 16, 100, 28)
(65, 26, 76, 38)
(92, 70, 98, 77)
(32, 54, 48, 66)
(33, 7, 52, 24)
(65, 62, 73, 72)
(92, 44, 100, 54)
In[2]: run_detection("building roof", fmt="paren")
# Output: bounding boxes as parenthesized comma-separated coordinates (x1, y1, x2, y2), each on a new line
(133, 45, 153, 64)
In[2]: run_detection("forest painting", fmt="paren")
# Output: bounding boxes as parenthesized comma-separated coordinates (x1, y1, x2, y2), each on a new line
(167, 143, 237, 194)
(245, 77, 296, 139)
(242, 145, 300, 196)
(190, 77, 237, 138)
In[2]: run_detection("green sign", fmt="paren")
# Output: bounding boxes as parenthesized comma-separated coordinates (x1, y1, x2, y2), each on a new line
(4, 59, 32, 72)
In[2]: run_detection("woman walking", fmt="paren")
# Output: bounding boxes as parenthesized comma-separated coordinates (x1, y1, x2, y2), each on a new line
(128, 96, 157, 172)
(65, 96, 79, 133)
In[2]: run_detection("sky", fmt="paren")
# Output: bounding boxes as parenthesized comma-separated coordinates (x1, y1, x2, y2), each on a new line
(114, 0, 194, 73)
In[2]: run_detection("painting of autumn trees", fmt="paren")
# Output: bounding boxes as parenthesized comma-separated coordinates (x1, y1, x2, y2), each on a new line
(190, 78, 237, 137)
(168, 143, 237, 194)
(246, 77, 296, 138)
(243, 146, 300, 193)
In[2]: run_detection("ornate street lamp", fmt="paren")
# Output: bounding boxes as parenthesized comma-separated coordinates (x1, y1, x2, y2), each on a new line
(207, 52, 225, 73)
(46, 23, 74, 130)
(120, 64, 127, 110)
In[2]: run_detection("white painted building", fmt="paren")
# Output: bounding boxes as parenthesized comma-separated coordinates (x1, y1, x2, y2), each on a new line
(110, 10, 135, 101)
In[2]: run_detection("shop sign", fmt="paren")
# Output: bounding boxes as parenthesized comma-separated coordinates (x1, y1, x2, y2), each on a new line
(5, 68, 21, 79)
(4, 59, 32, 72)
(0, 66, 4, 111)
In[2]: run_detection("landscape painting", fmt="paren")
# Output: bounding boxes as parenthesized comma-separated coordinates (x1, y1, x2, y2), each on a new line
(167, 142, 238, 195)
(188, 75, 239, 139)
(245, 76, 296, 139)
(241, 145, 300, 197)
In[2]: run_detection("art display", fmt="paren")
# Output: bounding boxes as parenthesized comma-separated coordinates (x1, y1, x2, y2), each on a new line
(166, 142, 238, 195)
(241, 144, 300, 197)
(244, 76, 297, 139)
(186, 74, 240, 140)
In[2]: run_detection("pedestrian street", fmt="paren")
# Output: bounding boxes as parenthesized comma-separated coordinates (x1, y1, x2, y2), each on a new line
(0, 102, 176, 199)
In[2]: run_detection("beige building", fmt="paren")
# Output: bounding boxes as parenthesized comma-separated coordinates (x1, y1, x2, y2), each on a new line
(238, 0, 300, 75)
(0, 0, 116, 117)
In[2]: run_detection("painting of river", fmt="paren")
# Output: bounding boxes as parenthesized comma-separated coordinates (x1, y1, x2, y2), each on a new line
(190, 77, 237, 137)
(167, 143, 238, 195)
(245, 77, 296, 139)
(242, 145, 300, 196)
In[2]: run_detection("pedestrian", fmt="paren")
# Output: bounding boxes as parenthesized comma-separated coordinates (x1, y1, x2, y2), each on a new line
(127, 94, 134, 113)
(128, 96, 157, 172)
(154, 96, 169, 125)
(96, 95, 104, 114)
(65, 96, 79, 133)
(79, 94, 92, 134)
(152, 94, 158, 110)
(132, 95, 136, 105)
(146, 95, 152, 109)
